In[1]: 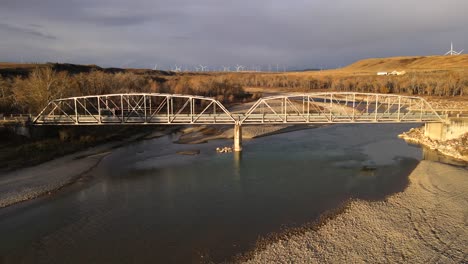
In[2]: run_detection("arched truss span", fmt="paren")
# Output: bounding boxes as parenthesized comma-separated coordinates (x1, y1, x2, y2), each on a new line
(240, 92, 445, 124)
(33, 93, 236, 125)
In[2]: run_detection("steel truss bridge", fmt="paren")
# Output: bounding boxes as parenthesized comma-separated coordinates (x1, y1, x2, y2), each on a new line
(33, 92, 446, 151)
(33, 92, 445, 125)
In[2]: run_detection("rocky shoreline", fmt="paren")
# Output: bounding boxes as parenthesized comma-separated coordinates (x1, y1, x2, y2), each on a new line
(242, 160, 468, 263)
(398, 127, 468, 162)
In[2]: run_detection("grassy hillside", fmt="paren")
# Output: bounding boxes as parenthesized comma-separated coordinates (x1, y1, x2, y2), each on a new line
(2, 54, 468, 78)
(340, 55, 468, 73)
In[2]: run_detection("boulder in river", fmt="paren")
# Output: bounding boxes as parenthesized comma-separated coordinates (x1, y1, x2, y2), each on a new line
(216, 147, 233, 153)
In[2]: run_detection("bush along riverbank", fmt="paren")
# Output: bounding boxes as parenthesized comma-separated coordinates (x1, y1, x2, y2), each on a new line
(399, 127, 468, 162)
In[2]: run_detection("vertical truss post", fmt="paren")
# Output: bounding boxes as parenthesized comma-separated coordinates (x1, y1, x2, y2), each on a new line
(366, 95, 369, 116)
(420, 99, 423, 121)
(213, 102, 216, 123)
(120, 95, 124, 124)
(398, 96, 401, 121)
(149, 96, 152, 121)
(262, 101, 265, 123)
(352, 94, 356, 121)
(307, 95, 310, 122)
(167, 96, 170, 124)
(284, 97, 287, 123)
(97, 96, 101, 124)
(375, 94, 379, 121)
(74, 98, 78, 124)
(329, 93, 333, 122)
(171, 97, 174, 116)
(302, 96, 305, 114)
(144, 94, 147, 123)
(190, 97, 194, 123)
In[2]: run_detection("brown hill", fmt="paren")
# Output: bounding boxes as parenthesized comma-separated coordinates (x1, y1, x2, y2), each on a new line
(340, 55, 468, 73)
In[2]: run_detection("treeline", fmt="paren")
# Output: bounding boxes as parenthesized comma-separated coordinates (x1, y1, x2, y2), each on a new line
(1, 66, 467, 115)
(215, 71, 468, 96)
(0, 67, 251, 114)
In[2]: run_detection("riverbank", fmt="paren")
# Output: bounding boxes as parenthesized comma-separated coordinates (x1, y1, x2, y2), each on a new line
(242, 160, 468, 263)
(0, 125, 163, 172)
(399, 127, 468, 162)
(0, 123, 317, 208)
(0, 132, 157, 208)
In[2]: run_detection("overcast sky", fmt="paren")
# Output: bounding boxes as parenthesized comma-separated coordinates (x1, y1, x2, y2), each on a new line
(1, 0, 467, 70)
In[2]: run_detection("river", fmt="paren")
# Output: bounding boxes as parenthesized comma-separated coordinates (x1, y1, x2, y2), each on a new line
(0, 124, 455, 263)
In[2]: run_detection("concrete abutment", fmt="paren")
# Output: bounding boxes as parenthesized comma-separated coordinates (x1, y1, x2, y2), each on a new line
(424, 117, 468, 140)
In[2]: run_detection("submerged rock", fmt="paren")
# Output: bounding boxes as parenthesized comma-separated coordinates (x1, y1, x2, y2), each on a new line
(176, 150, 200, 156)
(361, 165, 377, 171)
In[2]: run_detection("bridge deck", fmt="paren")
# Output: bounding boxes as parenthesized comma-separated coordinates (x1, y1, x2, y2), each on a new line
(35, 113, 445, 125)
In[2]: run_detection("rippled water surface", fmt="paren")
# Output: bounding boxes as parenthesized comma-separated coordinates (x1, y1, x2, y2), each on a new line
(0, 124, 428, 263)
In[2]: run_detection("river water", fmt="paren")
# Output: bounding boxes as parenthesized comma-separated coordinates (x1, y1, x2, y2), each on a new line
(0, 124, 449, 263)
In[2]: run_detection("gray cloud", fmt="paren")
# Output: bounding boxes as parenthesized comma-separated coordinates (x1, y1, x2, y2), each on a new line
(0, 23, 57, 40)
(0, 0, 467, 69)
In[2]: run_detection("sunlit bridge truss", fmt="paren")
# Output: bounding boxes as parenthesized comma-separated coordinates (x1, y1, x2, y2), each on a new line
(33, 93, 236, 125)
(241, 93, 445, 124)
(33, 92, 445, 125)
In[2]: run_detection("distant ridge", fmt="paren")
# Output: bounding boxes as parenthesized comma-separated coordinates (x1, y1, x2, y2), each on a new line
(341, 55, 468, 73)
(0, 62, 175, 77)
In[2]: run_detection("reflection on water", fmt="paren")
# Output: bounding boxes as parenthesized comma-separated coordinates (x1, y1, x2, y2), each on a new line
(0, 124, 450, 263)
(233, 151, 242, 178)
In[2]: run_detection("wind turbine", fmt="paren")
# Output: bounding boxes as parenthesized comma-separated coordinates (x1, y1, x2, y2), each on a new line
(445, 42, 464, 55)
(199, 65, 208, 72)
(153, 64, 158, 70)
(222, 66, 231, 72)
(172, 65, 182, 72)
(235, 65, 245, 72)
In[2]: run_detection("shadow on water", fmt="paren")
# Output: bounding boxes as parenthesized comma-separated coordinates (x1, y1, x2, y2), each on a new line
(0, 124, 448, 263)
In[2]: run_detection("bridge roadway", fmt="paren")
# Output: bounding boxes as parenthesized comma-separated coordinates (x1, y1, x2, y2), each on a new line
(37, 113, 443, 125)
(33, 92, 448, 151)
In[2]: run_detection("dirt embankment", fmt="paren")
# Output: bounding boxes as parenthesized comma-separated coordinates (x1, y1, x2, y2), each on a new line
(399, 127, 468, 162)
(243, 160, 468, 263)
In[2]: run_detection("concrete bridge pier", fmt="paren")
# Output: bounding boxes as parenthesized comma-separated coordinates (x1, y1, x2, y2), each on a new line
(234, 123, 242, 152)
